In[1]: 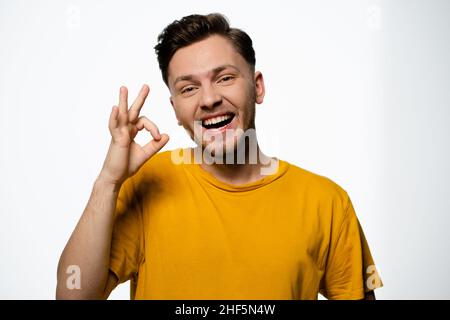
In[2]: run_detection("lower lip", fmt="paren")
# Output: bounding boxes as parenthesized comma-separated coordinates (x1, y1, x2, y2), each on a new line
(202, 116, 236, 134)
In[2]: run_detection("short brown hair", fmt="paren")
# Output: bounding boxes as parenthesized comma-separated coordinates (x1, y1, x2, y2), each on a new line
(154, 13, 256, 86)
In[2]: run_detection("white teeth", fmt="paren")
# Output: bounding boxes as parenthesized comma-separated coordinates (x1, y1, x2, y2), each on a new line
(203, 114, 231, 126)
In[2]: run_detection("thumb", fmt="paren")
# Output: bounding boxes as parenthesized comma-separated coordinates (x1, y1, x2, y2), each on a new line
(142, 134, 170, 158)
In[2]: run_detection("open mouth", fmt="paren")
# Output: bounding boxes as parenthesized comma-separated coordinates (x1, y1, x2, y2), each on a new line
(202, 113, 235, 130)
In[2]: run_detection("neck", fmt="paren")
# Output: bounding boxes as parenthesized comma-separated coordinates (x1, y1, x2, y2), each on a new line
(196, 143, 272, 186)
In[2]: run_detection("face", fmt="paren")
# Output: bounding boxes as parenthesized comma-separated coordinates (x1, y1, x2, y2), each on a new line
(168, 35, 265, 157)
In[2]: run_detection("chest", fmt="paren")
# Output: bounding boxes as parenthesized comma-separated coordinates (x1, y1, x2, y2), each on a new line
(143, 189, 327, 278)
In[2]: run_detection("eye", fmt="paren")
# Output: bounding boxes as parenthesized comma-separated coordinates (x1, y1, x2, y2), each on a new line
(218, 75, 234, 83)
(181, 86, 196, 94)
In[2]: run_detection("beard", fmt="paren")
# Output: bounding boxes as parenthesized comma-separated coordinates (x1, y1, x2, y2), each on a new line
(184, 81, 258, 164)
(198, 103, 257, 165)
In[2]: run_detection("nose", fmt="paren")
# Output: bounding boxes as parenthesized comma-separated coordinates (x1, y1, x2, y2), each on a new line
(199, 83, 222, 110)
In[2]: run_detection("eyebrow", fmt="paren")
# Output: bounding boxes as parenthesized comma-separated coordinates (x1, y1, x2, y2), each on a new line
(172, 64, 240, 87)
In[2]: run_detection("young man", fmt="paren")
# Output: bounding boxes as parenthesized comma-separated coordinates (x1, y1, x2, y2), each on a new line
(56, 13, 383, 300)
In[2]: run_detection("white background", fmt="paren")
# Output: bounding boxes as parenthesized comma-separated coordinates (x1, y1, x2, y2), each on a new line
(1, 0, 449, 299)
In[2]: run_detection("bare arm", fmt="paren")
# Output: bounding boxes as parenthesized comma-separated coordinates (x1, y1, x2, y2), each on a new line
(56, 85, 169, 299)
(364, 290, 376, 300)
(56, 177, 120, 299)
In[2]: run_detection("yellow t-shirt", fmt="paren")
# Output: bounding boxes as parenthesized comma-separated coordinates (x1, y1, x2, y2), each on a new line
(110, 149, 383, 300)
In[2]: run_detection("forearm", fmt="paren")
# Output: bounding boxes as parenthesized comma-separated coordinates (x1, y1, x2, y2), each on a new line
(56, 177, 120, 299)
(364, 291, 376, 300)
(55, 84, 167, 299)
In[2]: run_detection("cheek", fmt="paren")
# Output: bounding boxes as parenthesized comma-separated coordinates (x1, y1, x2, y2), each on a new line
(174, 100, 197, 123)
(224, 86, 250, 111)
(226, 86, 254, 119)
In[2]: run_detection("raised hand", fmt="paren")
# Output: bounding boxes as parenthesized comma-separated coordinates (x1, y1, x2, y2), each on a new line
(99, 84, 169, 187)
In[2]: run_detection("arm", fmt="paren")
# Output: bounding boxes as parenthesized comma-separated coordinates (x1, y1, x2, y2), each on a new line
(364, 290, 376, 300)
(56, 177, 120, 299)
(56, 85, 169, 299)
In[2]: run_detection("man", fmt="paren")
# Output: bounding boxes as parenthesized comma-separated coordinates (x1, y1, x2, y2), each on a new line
(56, 13, 383, 300)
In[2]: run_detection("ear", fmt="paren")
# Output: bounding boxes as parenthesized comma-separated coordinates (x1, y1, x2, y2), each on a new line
(254, 71, 265, 104)
(170, 97, 182, 126)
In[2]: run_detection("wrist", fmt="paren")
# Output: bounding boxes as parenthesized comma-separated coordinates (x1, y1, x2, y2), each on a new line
(95, 174, 122, 193)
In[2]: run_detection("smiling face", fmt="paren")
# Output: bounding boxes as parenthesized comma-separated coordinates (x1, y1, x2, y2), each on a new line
(168, 35, 265, 157)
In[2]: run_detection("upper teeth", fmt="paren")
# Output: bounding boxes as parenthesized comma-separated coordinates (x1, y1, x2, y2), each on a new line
(203, 114, 232, 126)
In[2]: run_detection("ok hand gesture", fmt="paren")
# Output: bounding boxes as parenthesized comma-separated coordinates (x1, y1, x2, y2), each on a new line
(99, 85, 169, 187)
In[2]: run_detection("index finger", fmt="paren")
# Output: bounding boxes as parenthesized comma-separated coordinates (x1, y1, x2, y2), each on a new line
(129, 84, 150, 123)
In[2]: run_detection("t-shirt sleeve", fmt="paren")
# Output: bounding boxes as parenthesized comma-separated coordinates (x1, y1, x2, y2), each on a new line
(109, 176, 145, 284)
(319, 196, 383, 299)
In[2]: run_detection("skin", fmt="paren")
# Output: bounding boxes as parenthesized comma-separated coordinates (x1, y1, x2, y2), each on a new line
(168, 35, 271, 185)
(56, 85, 169, 299)
(56, 34, 376, 300)
(364, 291, 376, 300)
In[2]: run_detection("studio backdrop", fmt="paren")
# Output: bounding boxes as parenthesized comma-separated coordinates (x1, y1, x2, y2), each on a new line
(0, 0, 449, 299)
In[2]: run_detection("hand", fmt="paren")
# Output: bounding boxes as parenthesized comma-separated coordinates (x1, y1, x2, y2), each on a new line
(98, 85, 169, 187)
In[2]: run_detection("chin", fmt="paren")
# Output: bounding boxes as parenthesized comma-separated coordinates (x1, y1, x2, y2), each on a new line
(202, 134, 248, 164)
(202, 141, 234, 157)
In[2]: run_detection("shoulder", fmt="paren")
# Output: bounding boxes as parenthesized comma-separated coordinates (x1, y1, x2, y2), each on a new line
(144, 149, 175, 167)
(285, 162, 349, 202)
(283, 161, 356, 237)
(127, 149, 184, 188)
(282, 161, 353, 223)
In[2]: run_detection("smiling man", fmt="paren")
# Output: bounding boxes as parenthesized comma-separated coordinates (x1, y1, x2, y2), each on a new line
(56, 13, 383, 300)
